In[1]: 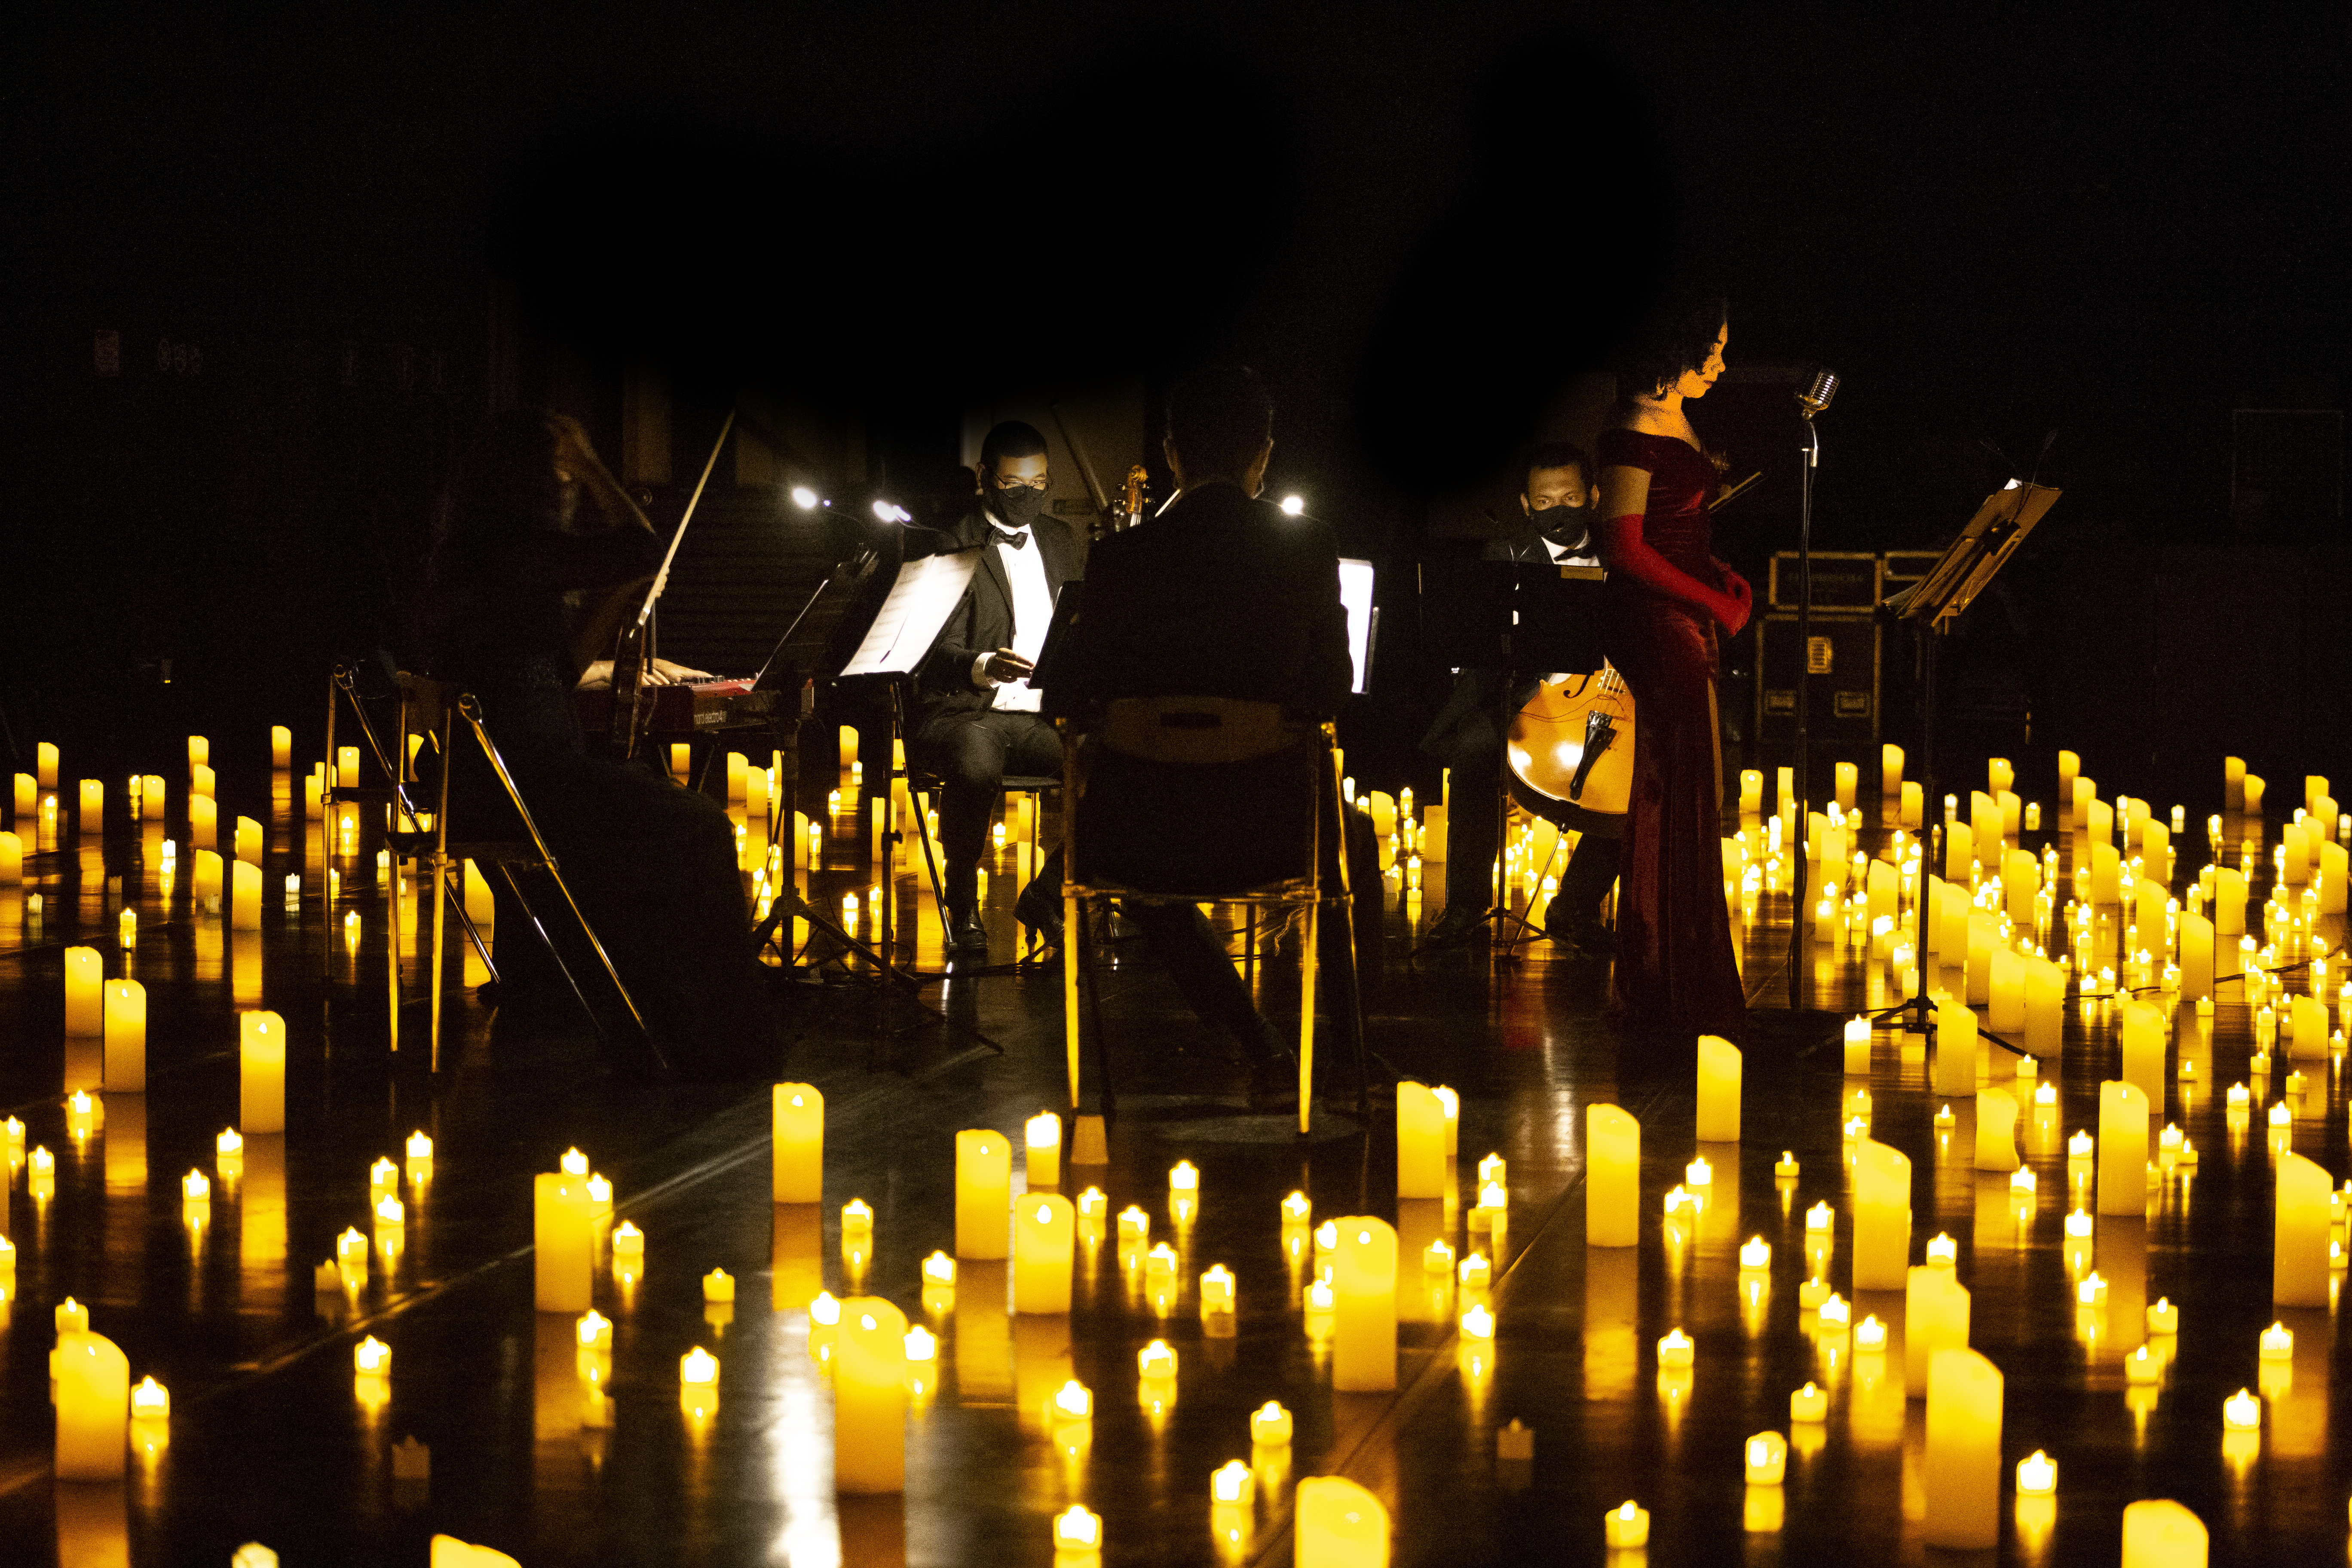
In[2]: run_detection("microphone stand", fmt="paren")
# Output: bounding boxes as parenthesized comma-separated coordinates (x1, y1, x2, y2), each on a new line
(1786, 410, 1823, 1010)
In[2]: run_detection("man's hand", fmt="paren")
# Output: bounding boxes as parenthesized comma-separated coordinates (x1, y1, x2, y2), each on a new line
(646, 657, 712, 687)
(980, 649, 1035, 684)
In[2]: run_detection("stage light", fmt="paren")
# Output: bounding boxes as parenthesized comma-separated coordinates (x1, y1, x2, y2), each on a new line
(790, 486, 820, 511)
(870, 499, 911, 524)
(1280, 495, 1306, 516)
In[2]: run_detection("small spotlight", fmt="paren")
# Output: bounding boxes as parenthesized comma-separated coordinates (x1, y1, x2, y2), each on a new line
(790, 486, 819, 511)
(871, 499, 896, 521)
(1280, 495, 1306, 516)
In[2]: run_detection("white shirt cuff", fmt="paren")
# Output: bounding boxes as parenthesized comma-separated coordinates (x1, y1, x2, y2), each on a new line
(972, 652, 1003, 688)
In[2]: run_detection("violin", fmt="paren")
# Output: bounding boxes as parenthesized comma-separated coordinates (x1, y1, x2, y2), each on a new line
(1505, 662, 1636, 830)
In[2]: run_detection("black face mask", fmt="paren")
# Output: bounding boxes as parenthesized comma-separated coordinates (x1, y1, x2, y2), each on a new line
(1530, 502, 1588, 547)
(991, 484, 1047, 529)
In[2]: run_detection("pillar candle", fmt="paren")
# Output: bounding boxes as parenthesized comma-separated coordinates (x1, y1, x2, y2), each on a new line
(2318, 842, 2347, 914)
(239, 1011, 286, 1133)
(2002, 848, 2037, 922)
(2178, 911, 2214, 1000)
(189, 796, 218, 851)
(1901, 781, 1924, 828)
(2222, 756, 2246, 812)
(1853, 1140, 1912, 1291)
(1974, 1087, 2018, 1172)
(1332, 1217, 1398, 1392)
(103, 980, 146, 1092)
(78, 779, 103, 835)
(1998, 790, 2021, 837)
(37, 743, 59, 789)
(1025, 1111, 1062, 1189)
(1834, 762, 1858, 811)
(268, 725, 292, 769)
(54, 1330, 129, 1480)
(1297, 1477, 1389, 1568)
(1988, 949, 2025, 1035)
(2281, 824, 2310, 885)
(1933, 999, 1977, 1096)
(2121, 1499, 2207, 1568)
(2086, 797, 2113, 848)
(534, 1171, 595, 1312)
(2274, 1151, 2330, 1308)
(141, 775, 165, 821)
(2119, 1002, 2165, 1107)
(1905, 1266, 1974, 1396)
(1882, 744, 1905, 801)
(230, 816, 260, 867)
(1012, 1193, 1075, 1314)
(1695, 1035, 1741, 1142)
(191, 764, 215, 801)
(2098, 1081, 2150, 1217)
(2243, 774, 2266, 815)
(1970, 792, 2000, 861)
(1586, 1104, 1639, 1247)
(1944, 821, 1974, 883)
(2089, 843, 2119, 904)
(192, 849, 224, 911)
(1739, 769, 1764, 814)
(0, 830, 18, 884)
(1396, 1081, 1447, 1198)
(955, 1130, 1011, 1259)
(64, 946, 104, 1035)
(337, 745, 361, 786)
(1922, 1348, 2003, 1550)
(1937, 880, 1969, 962)
(1867, 858, 1898, 928)
(230, 860, 263, 931)
(2211, 868, 2246, 936)
(772, 1084, 823, 1203)
(2290, 995, 2328, 1061)
(835, 1297, 910, 1493)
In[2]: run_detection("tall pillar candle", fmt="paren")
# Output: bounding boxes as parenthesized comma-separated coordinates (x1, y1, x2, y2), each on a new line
(2097, 1081, 2150, 1217)
(2223, 756, 2245, 812)
(1867, 858, 1898, 928)
(2073, 775, 2095, 828)
(1882, 744, 1904, 802)
(54, 1331, 129, 1480)
(2089, 843, 2120, 905)
(191, 764, 215, 801)
(1396, 1081, 1446, 1199)
(1987, 949, 2025, 1035)
(1933, 999, 1977, 1097)
(1296, 1477, 1389, 1568)
(534, 1171, 595, 1312)
(2318, 842, 2347, 914)
(1853, 1140, 1912, 1291)
(230, 860, 263, 931)
(2178, 911, 2214, 1000)
(2002, 848, 2038, 923)
(37, 742, 59, 789)
(2055, 748, 2079, 800)
(64, 946, 104, 1035)
(955, 1130, 1011, 1259)
(2086, 797, 2113, 848)
(103, 980, 146, 1092)
(2281, 824, 2310, 885)
(1834, 761, 1858, 811)
(191, 849, 223, 912)
(1944, 821, 1974, 883)
(1905, 1265, 1974, 1396)
(1586, 1104, 1639, 1247)
(772, 1084, 823, 1202)
(2243, 774, 2266, 815)
(1973, 1087, 2018, 1172)
(2119, 1002, 2165, 1108)
(141, 775, 165, 821)
(1331, 1216, 1399, 1392)
(239, 1010, 286, 1133)
(1970, 792, 2001, 861)
(1013, 1193, 1075, 1314)
(270, 725, 293, 769)
(2274, 1151, 2331, 1308)
(0, 829, 19, 883)
(1738, 769, 1763, 815)
(1900, 781, 1924, 828)
(1922, 1348, 2003, 1550)
(2290, 995, 2329, 1061)
(1937, 881, 1969, 963)
(2121, 1499, 2206, 1568)
(1695, 1035, 1741, 1142)
(835, 1297, 910, 1493)
(1998, 789, 2021, 836)
(2211, 868, 2246, 937)
(189, 796, 217, 851)
(78, 779, 103, 835)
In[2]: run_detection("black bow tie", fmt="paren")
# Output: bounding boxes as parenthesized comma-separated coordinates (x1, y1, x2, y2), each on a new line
(990, 527, 1029, 550)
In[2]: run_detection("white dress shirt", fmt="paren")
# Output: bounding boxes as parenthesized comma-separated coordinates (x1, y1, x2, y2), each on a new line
(969, 521, 1054, 712)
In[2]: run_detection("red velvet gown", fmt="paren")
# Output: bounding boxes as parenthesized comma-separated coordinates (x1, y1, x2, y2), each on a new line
(1597, 427, 1749, 1045)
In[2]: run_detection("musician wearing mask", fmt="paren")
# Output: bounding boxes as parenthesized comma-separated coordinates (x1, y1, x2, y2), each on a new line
(908, 420, 1081, 957)
(1419, 442, 1624, 954)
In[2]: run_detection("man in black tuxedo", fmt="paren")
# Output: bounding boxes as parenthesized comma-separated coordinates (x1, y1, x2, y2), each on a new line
(909, 419, 1080, 956)
(1052, 365, 1359, 1109)
(1419, 441, 1623, 953)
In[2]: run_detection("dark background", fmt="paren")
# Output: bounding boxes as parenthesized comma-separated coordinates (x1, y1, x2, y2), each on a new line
(5, 6, 2346, 812)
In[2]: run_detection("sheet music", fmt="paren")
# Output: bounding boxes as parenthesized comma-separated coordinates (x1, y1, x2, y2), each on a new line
(839, 548, 983, 678)
(1339, 558, 1375, 695)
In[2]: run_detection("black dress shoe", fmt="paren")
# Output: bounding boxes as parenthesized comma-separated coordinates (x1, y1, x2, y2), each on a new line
(1014, 876, 1063, 953)
(1423, 903, 1495, 947)
(1548, 916, 1616, 957)
(946, 909, 991, 957)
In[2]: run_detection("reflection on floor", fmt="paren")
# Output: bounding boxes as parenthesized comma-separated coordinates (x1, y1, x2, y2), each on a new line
(0, 745, 2343, 1564)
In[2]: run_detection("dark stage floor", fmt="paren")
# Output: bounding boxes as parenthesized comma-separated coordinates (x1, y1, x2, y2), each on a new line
(0, 744, 2342, 1565)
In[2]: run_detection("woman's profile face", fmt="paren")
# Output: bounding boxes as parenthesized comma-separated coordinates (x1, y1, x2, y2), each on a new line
(1675, 324, 1729, 401)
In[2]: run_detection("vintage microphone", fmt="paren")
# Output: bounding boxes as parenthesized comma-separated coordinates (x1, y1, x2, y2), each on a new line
(1787, 367, 1839, 1010)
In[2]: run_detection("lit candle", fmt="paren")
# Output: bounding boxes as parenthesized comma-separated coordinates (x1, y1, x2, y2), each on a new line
(64, 946, 104, 1036)
(2275, 1151, 2331, 1307)
(189, 794, 217, 851)
(1201, 1264, 1237, 1318)
(1774, 1150, 1800, 1181)
(1396, 1081, 1447, 1198)
(1433, 1085, 1460, 1157)
(1933, 998, 1976, 1098)
(36, 743, 59, 788)
(1974, 1087, 2018, 1172)
(2016, 1450, 2056, 1496)
(2119, 1002, 2165, 1108)
(54, 1331, 129, 1480)
(2147, 1298, 2179, 1335)
(1901, 781, 1924, 828)
(103, 979, 146, 1092)
(1296, 1477, 1388, 1567)
(239, 1011, 286, 1133)
(2221, 1388, 2260, 1430)
(533, 1170, 596, 1312)
(230, 859, 262, 931)
(2120, 1499, 2208, 1568)
(1695, 1034, 1742, 1142)
(1657, 1328, 1694, 1367)
(835, 1297, 910, 1493)
(1603, 1501, 1650, 1549)
(1586, 1104, 1639, 1248)
(1853, 1139, 1912, 1291)
(2098, 1081, 2150, 1217)
(1922, 1348, 2003, 1550)
(1905, 1266, 1972, 1398)
(1025, 1111, 1062, 1189)
(1790, 1381, 1827, 1422)
(1332, 1217, 1398, 1392)
(0, 829, 18, 885)
(954, 1130, 1011, 1259)
(77, 778, 104, 835)
(1013, 1193, 1075, 1314)
(772, 1084, 823, 1203)
(1844, 1016, 1871, 1074)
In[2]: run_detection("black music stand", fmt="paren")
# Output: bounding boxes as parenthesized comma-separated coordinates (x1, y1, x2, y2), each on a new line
(1874, 480, 2061, 1041)
(1415, 559, 1607, 956)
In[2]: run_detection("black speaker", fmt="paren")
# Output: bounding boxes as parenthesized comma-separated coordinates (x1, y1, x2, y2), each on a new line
(1756, 612, 1880, 750)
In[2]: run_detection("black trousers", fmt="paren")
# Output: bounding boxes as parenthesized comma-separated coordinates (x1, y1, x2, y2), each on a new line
(1444, 738, 1623, 929)
(909, 707, 1062, 903)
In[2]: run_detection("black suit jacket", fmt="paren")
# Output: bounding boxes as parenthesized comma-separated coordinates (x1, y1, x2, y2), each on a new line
(1417, 515, 1601, 759)
(911, 505, 1082, 728)
(1049, 483, 1351, 720)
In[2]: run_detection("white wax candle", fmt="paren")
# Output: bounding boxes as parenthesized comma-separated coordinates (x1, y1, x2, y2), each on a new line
(1882, 744, 1904, 801)
(230, 860, 262, 931)
(2097, 1081, 2149, 1217)
(1906, 1265, 1973, 1396)
(955, 1130, 1011, 1259)
(1923, 1348, 2003, 1549)
(1944, 821, 1973, 883)
(103, 980, 146, 1092)
(2119, 1002, 2165, 1107)
(833, 1296, 910, 1493)
(64, 945, 104, 1035)
(2024, 956, 2065, 1057)
(1024, 1110, 1062, 1189)
(1296, 1476, 1389, 1567)
(2243, 774, 2266, 815)
(1396, 1081, 1447, 1198)
(239, 1011, 286, 1133)
(1852, 1140, 1912, 1291)
(37, 743, 59, 788)
(1974, 1087, 2018, 1172)
(1695, 1035, 1741, 1142)
(1012, 1193, 1075, 1314)
(1835, 762, 1858, 811)
(1332, 1217, 1398, 1392)
(1970, 791, 2001, 861)
(1988, 949, 2025, 1035)
(1586, 1104, 1639, 1248)
(2275, 1151, 2330, 1308)
(1901, 781, 1924, 828)
(2178, 911, 2214, 1000)
(78, 779, 103, 835)
(54, 1331, 129, 1480)
(534, 1171, 595, 1312)
(1933, 999, 1977, 1097)
(2121, 1499, 2207, 1568)
(189, 796, 218, 852)
(772, 1084, 823, 1202)
(0, 829, 19, 884)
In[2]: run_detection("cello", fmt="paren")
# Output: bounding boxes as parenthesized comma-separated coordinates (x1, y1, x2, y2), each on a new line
(1505, 663, 1635, 831)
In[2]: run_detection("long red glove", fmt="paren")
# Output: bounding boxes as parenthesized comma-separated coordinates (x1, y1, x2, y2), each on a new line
(1599, 513, 1746, 634)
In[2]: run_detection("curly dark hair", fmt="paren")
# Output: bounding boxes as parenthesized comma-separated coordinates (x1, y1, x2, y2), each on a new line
(1614, 291, 1728, 399)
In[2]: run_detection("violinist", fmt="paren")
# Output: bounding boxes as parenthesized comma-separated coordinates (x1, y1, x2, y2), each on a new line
(419, 409, 782, 1078)
(1419, 442, 1623, 954)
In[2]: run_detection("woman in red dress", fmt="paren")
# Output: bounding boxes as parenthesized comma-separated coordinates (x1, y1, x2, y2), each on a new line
(1595, 297, 1752, 1047)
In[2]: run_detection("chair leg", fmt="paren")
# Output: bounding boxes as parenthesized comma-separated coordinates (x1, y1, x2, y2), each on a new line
(1063, 885, 1083, 1112)
(496, 864, 601, 1032)
(386, 848, 402, 1054)
(1329, 894, 1370, 1120)
(1082, 900, 1115, 1119)
(1297, 899, 1319, 1137)
(428, 852, 448, 1072)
